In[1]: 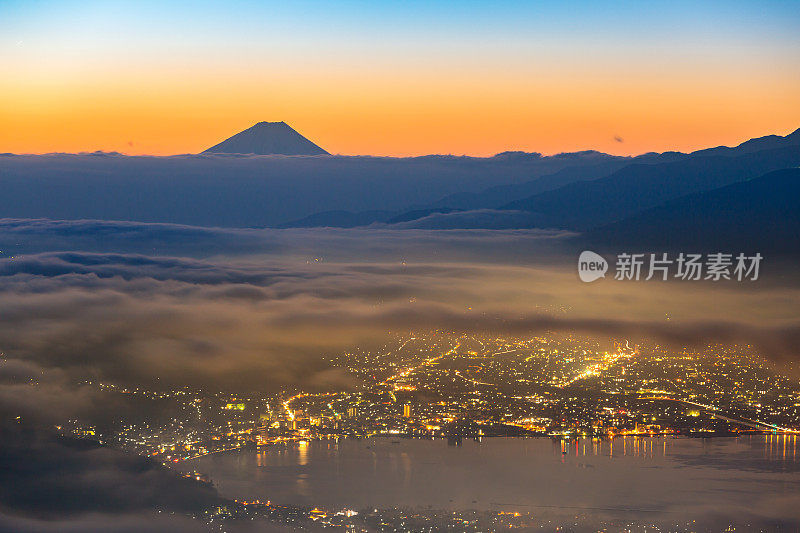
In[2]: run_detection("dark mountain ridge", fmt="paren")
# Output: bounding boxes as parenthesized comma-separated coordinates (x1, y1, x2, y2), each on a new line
(281, 128, 799, 228)
(585, 167, 800, 256)
(0, 150, 614, 227)
(501, 130, 800, 231)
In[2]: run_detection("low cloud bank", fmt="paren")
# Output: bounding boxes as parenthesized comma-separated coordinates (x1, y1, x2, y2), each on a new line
(0, 248, 797, 396)
(0, 225, 797, 531)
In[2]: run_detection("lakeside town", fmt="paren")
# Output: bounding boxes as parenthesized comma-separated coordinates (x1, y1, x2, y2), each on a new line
(62, 333, 799, 462)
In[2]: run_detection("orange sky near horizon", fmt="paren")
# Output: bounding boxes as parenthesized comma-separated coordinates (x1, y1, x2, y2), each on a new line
(3, 71, 799, 157)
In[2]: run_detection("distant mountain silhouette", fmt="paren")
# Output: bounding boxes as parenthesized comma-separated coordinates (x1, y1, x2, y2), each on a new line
(298, 130, 799, 227)
(279, 152, 656, 227)
(271, 129, 800, 229)
(502, 129, 800, 230)
(0, 150, 595, 227)
(2, 126, 798, 230)
(425, 151, 686, 211)
(585, 168, 800, 256)
(690, 128, 800, 157)
(420, 130, 800, 214)
(202, 121, 329, 155)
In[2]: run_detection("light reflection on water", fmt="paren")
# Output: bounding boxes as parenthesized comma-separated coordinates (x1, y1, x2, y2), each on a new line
(185, 435, 800, 521)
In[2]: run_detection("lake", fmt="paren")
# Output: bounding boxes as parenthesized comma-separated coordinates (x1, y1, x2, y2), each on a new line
(182, 435, 800, 525)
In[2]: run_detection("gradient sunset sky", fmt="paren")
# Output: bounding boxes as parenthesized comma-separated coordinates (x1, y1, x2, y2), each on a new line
(1, 0, 799, 157)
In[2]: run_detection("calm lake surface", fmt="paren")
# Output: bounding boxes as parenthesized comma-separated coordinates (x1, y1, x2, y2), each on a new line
(182, 435, 800, 521)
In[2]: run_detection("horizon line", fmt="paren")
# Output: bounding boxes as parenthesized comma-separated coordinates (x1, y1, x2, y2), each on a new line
(3, 124, 797, 160)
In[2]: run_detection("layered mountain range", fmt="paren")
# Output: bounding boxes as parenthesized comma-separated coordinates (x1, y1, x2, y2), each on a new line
(1, 123, 798, 254)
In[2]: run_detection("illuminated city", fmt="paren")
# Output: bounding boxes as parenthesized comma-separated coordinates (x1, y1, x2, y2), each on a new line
(36, 332, 796, 530)
(2, 1, 800, 531)
(71, 334, 799, 459)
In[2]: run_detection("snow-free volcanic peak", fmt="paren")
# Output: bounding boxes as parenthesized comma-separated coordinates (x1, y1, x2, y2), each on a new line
(202, 121, 329, 155)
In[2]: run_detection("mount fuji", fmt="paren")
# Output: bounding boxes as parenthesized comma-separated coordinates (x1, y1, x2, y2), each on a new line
(202, 121, 329, 155)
